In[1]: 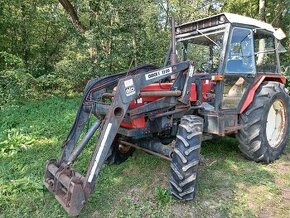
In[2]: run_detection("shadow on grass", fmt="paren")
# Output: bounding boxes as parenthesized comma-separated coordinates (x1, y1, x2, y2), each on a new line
(81, 137, 287, 217)
(0, 97, 289, 217)
(74, 137, 277, 218)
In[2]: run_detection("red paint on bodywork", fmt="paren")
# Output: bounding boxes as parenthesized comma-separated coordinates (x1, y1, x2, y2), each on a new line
(189, 83, 197, 101)
(141, 83, 172, 102)
(240, 75, 286, 114)
(140, 83, 173, 91)
(189, 80, 214, 101)
(121, 83, 173, 129)
(121, 81, 214, 129)
(121, 101, 145, 128)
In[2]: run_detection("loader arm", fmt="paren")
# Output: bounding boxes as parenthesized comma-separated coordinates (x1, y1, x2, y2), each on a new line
(59, 64, 158, 162)
(44, 62, 190, 216)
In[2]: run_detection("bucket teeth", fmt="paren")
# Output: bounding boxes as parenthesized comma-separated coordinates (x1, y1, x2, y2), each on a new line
(44, 160, 87, 216)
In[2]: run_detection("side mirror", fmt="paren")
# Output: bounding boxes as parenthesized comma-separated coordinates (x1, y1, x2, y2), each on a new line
(274, 28, 286, 40)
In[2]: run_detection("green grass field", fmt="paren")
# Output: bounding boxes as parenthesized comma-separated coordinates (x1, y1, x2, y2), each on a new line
(0, 96, 289, 217)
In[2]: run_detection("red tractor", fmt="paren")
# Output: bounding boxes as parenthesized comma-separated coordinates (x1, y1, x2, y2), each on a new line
(44, 13, 289, 216)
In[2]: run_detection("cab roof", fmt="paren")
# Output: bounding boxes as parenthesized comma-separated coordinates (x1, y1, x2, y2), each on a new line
(220, 13, 275, 32)
(176, 13, 279, 37)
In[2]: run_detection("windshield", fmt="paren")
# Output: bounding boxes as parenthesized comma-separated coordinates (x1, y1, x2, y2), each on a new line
(176, 30, 225, 73)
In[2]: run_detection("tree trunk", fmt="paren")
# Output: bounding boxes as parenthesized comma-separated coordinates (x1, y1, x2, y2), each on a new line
(258, 0, 266, 21)
(58, 0, 86, 32)
(88, 1, 98, 61)
(160, 0, 170, 30)
(257, 0, 266, 66)
(20, 4, 29, 69)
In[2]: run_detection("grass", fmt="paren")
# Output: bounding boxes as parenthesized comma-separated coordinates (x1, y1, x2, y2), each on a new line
(0, 96, 289, 217)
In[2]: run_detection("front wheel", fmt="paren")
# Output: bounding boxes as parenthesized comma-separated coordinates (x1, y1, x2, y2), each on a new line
(169, 115, 203, 200)
(237, 81, 290, 163)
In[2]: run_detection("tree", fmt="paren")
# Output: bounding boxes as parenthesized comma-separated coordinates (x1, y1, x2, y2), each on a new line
(58, 0, 86, 32)
(0, 0, 289, 105)
(257, 0, 266, 65)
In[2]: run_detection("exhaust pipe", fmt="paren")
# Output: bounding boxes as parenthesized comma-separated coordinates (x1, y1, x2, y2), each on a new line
(170, 18, 178, 65)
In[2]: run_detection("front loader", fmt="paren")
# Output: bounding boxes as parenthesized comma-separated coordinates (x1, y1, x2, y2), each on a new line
(44, 13, 290, 216)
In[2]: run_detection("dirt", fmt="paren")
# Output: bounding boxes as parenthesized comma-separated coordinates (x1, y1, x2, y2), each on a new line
(169, 202, 197, 218)
(277, 162, 290, 173)
(127, 187, 143, 204)
(281, 188, 290, 201)
(121, 168, 131, 175)
(258, 207, 275, 218)
(216, 188, 234, 199)
(274, 156, 290, 203)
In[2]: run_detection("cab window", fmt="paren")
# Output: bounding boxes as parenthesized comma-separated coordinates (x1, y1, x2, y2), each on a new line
(225, 28, 255, 74)
(254, 31, 278, 73)
(176, 29, 225, 73)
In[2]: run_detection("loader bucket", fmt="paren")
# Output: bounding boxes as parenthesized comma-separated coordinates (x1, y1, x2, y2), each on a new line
(44, 160, 87, 216)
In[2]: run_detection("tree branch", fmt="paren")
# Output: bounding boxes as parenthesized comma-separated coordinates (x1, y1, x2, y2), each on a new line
(58, 0, 86, 32)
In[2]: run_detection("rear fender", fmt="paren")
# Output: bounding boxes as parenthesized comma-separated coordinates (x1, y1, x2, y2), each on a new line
(240, 75, 286, 114)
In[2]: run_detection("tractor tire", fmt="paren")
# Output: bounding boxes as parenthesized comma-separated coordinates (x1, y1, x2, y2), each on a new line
(169, 115, 203, 200)
(105, 136, 135, 165)
(237, 81, 290, 163)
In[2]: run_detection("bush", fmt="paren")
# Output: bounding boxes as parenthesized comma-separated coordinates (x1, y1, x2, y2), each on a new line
(0, 51, 37, 106)
(0, 51, 24, 71)
(0, 69, 37, 107)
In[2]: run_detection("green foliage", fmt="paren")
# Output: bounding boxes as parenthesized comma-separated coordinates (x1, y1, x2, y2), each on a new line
(155, 186, 171, 205)
(0, 0, 289, 105)
(0, 129, 35, 156)
(0, 52, 36, 106)
(0, 51, 24, 70)
(221, 0, 258, 17)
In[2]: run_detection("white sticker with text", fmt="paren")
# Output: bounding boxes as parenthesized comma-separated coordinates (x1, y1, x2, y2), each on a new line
(145, 67, 173, 80)
(124, 79, 136, 96)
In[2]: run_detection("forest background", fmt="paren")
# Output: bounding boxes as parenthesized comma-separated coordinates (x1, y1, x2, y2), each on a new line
(0, 0, 289, 106)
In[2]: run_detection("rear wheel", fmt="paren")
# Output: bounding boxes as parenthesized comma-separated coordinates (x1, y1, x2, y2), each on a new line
(169, 115, 203, 200)
(237, 81, 290, 163)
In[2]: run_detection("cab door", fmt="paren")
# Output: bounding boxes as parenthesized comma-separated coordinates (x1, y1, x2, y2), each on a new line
(222, 27, 256, 109)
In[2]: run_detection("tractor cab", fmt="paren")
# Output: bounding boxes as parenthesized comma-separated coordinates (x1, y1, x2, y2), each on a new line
(175, 13, 286, 75)
(175, 13, 287, 134)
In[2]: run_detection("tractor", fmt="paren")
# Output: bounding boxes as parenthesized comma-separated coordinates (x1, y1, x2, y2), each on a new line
(44, 13, 289, 216)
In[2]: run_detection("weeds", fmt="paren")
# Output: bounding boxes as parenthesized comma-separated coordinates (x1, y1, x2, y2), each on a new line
(0, 97, 289, 217)
(155, 187, 171, 205)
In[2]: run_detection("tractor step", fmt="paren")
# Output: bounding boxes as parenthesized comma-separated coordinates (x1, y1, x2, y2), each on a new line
(44, 160, 87, 216)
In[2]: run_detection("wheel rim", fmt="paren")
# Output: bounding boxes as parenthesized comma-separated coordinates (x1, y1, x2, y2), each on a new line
(118, 144, 131, 154)
(266, 99, 287, 148)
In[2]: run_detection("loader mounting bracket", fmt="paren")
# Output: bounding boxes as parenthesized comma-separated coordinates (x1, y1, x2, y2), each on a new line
(44, 160, 87, 216)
